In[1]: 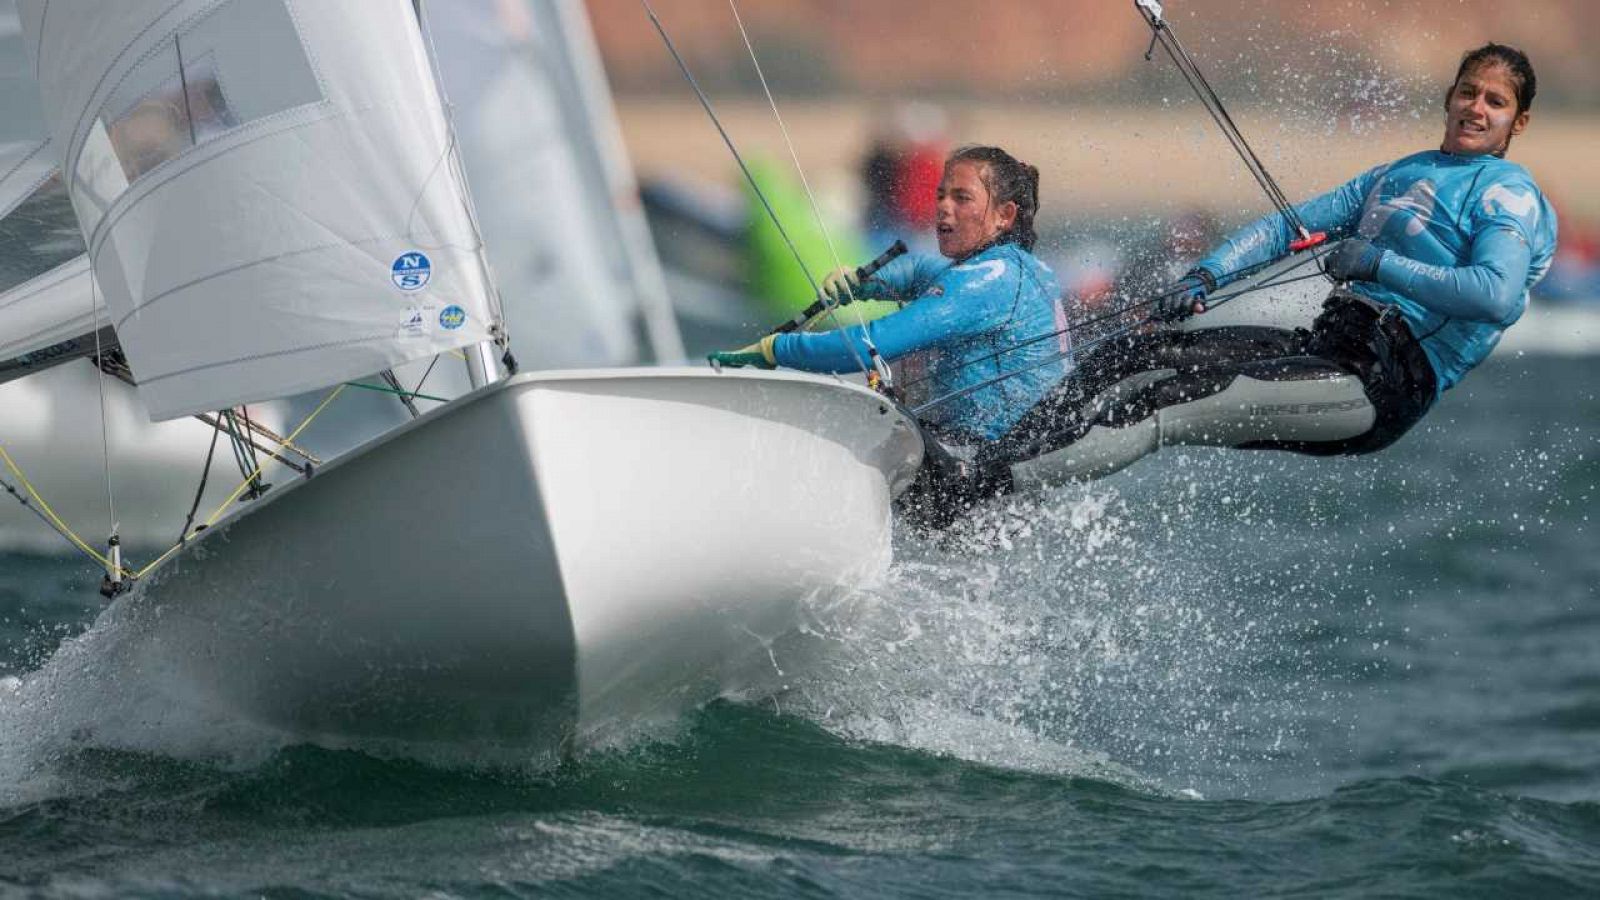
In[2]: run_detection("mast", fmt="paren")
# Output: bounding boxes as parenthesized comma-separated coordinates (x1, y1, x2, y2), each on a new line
(414, 0, 508, 389)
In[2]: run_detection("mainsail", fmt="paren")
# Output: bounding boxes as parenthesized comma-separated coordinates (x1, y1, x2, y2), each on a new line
(19, 0, 500, 420)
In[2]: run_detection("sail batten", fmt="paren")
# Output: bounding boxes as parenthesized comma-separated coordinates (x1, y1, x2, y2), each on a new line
(21, 0, 500, 420)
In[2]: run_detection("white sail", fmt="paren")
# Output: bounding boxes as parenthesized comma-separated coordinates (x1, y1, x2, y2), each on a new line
(20, 0, 500, 420)
(427, 0, 684, 367)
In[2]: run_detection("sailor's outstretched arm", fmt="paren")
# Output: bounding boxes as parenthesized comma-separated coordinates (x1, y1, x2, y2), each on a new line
(1194, 165, 1387, 286)
(1375, 226, 1533, 323)
(775, 262, 1016, 372)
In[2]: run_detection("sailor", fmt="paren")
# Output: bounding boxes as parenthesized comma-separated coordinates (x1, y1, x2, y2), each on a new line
(967, 43, 1557, 497)
(710, 145, 1070, 446)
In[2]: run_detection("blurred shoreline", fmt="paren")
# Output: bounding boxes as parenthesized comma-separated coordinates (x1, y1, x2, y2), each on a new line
(615, 100, 1600, 223)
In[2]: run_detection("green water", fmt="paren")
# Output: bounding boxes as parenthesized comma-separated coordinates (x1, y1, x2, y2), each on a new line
(2, 355, 1598, 897)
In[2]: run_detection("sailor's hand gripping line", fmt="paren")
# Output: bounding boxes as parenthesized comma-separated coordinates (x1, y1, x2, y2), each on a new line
(706, 239, 909, 373)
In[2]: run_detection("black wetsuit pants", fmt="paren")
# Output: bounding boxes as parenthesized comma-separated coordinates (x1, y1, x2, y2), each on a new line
(897, 291, 1438, 528)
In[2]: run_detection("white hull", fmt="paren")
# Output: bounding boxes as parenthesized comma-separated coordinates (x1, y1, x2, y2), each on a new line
(112, 368, 922, 754)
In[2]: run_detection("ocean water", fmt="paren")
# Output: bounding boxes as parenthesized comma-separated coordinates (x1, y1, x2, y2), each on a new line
(2, 354, 1598, 897)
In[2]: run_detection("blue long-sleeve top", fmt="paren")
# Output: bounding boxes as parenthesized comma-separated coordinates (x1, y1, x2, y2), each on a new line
(1194, 150, 1558, 393)
(773, 242, 1069, 441)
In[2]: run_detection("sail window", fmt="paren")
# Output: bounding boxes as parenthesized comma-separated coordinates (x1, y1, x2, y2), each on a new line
(0, 169, 86, 296)
(71, 0, 322, 233)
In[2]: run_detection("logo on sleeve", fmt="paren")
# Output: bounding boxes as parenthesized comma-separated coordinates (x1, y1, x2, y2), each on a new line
(953, 259, 1007, 285)
(1482, 184, 1539, 225)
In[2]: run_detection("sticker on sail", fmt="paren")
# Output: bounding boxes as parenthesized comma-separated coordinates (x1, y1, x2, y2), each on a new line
(439, 305, 467, 330)
(398, 306, 429, 338)
(391, 251, 432, 291)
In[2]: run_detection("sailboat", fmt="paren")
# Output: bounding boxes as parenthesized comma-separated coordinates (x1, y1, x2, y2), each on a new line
(5, 0, 922, 753)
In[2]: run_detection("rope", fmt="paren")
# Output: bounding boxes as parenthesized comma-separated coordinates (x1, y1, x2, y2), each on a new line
(177, 424, 220, 546)
(0, 383, 347, 581)
(910, 247, 1332, 416)
(89, 263, 117, 544)
(726, 0, 886, 383)
(638, 0, 872, 378)
(1138, 7, 1305, 239)
(902, 247, 1329, 393)
(0, 444, 120, 570)
(344, 379, 447, 404)
(131, 383, 347, 579)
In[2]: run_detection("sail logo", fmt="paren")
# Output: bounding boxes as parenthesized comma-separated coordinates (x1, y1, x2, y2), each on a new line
(391, 252, 432, 291)
(439, 305, 467, 330)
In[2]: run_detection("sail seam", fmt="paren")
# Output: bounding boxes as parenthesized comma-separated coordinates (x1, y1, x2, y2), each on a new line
(134, 332, 436, 386)
(84, 99, 340, 258)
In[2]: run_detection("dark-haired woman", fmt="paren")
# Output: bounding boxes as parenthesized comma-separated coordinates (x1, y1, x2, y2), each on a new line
(976, 43, 1559, 489)
(712, 146, 1069, 445)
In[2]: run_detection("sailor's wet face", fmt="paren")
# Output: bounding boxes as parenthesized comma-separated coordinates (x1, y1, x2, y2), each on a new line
(936, 160, 1016, 258)
(1442, 64, 1528, 156)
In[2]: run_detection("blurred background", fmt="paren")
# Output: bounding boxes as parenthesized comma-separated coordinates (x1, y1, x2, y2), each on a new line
(2, 0, 1596, 549)
(591, 0, 1600, 346)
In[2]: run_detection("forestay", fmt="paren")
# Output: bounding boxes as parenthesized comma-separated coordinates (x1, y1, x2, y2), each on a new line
(19, 0, 500, 420)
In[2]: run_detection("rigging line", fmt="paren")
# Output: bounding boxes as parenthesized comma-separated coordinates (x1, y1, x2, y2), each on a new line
(638, 0, 871, 377)
(411, 354, 442, 399)
(1, 468, 88, 554)
(0, 443, 122, 573)
(1158, 33, 1296, 227)
(380, 369, 422, 418)
(899, 248, 1329, 390)
(345, 379, 447, 404)
(725, 0, 885, 376)
(181, 384, 344, 544)
(177, 423, 219, 546)
(88, 257, 117, 541)
(909, 250, 1332, 411)
(1136, 4, 1310, 241)
(192, 413, 310, 474)
(912, 320, 1141, 417)
(222, 411, 253, 486)
(167, 385, 344, 553)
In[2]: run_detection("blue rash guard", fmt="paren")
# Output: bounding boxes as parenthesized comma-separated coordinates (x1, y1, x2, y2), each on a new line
(773, 242, 1069, 442)
(1195, 150, 1558, 393)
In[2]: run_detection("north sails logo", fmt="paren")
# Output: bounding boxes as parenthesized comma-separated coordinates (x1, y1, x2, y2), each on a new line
(391, 251, 432, 291)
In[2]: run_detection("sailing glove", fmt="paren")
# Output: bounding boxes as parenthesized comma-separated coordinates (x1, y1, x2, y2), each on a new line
(1153, 269, 1214, 322)
(1325, 239, 1386, 283)
(709, 335, 778, 370)
(821, 266, 862, 302)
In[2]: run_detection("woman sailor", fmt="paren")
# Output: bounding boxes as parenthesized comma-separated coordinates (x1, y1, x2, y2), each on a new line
(969, 43, 1558, 493)
(710, 145, 1070, 446)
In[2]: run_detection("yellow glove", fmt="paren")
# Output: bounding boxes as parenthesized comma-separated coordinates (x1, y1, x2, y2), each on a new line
(821, 266, 862, 302)
(708, 334, 778, 369)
